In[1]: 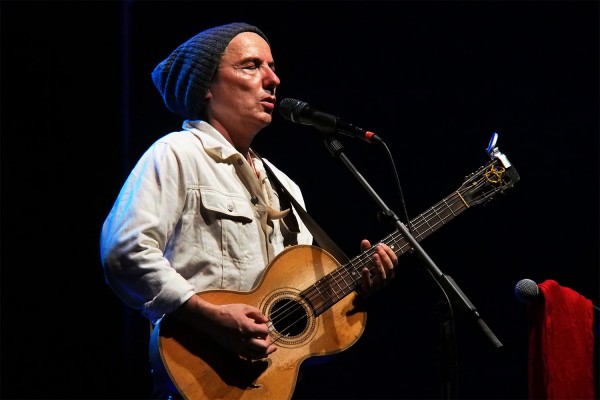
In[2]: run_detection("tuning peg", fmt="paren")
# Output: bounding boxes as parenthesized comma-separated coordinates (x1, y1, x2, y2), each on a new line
(486, 132, 499, 156)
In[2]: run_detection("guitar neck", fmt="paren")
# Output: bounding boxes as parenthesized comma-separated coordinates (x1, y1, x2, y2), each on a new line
(387, 190, 469, 256)
(302, 152, 520, 318)
(303, 190, 469, 316)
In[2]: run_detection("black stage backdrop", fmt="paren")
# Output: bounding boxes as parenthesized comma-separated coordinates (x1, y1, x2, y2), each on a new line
(2, 1, 598, 399)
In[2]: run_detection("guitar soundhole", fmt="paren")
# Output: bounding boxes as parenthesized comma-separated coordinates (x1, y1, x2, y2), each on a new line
(270, 298, 307, 337)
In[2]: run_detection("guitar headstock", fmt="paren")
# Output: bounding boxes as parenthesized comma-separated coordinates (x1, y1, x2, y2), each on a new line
(459, 133, 520, 207)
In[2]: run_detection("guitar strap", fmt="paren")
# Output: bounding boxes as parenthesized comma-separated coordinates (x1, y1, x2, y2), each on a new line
(254, 151, 350, 264)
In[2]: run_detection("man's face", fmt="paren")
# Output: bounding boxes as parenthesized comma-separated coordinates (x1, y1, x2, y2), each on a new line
(207, 32, 280, 145)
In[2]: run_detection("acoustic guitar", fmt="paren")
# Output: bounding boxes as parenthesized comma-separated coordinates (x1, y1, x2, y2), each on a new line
(149, 140, 520, 399)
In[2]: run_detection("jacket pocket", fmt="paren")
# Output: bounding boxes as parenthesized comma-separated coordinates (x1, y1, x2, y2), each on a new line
(200, 187, 254, 222)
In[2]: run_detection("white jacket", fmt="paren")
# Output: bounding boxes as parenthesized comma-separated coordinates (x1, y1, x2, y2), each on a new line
(100, 120, 313, 323)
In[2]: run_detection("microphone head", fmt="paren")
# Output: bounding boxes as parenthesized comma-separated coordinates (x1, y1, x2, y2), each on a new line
(514, 278, 540, 304)
(278, 98, 309, 123)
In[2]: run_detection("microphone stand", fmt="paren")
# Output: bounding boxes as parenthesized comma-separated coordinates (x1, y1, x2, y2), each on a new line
(322, 136, 503, 399)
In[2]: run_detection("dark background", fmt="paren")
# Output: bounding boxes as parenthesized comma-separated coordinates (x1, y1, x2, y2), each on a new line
(2, 1, 598, 399)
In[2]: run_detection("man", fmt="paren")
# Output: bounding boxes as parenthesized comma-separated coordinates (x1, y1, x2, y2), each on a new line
(100, 22, 398, 398)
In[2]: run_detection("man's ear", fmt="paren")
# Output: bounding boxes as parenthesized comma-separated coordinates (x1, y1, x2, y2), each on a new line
(205, 89, 212, 100)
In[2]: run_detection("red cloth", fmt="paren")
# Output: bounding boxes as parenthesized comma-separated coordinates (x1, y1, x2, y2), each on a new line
(528, 279, 595, 399)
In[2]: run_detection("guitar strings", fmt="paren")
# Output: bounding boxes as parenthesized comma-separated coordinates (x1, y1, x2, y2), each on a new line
(267, 173, 494, 344)
(266, 183, 480, 343)
(266, 190, 463, 343)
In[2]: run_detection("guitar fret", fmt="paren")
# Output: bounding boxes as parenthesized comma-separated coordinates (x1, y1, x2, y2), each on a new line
(331, 273, 343, 301)
(432, 205, 450, 228)
(311, 282, 330, 316)
(423, 212, 434, 234)
(431, 204, 445, 228)
(338, 268, 353, 293)
(441, 197, 455, 218)
(446, 195, 459, 216)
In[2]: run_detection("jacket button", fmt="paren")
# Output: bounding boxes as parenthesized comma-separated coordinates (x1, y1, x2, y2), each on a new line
(251, 195, 259, 205)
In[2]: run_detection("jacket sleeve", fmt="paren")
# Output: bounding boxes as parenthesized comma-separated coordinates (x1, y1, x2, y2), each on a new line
(99, 141, 196, 323)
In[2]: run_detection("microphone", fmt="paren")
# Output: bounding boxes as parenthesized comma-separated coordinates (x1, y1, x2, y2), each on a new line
(515, 278, 600, 311)
(278, 98, 382, 143)
(514, 278, 540, 304)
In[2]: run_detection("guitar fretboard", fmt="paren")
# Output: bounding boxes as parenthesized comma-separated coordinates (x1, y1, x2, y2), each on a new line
(302, 190, 469, 317)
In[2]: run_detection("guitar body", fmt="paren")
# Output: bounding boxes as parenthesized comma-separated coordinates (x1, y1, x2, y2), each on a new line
(150, 245, 366, 400)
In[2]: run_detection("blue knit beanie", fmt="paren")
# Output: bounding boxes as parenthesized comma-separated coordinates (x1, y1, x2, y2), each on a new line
(151, 22, 269, 119)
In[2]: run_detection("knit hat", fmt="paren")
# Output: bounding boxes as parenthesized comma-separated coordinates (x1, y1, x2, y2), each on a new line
(151, 22, 269, 119)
